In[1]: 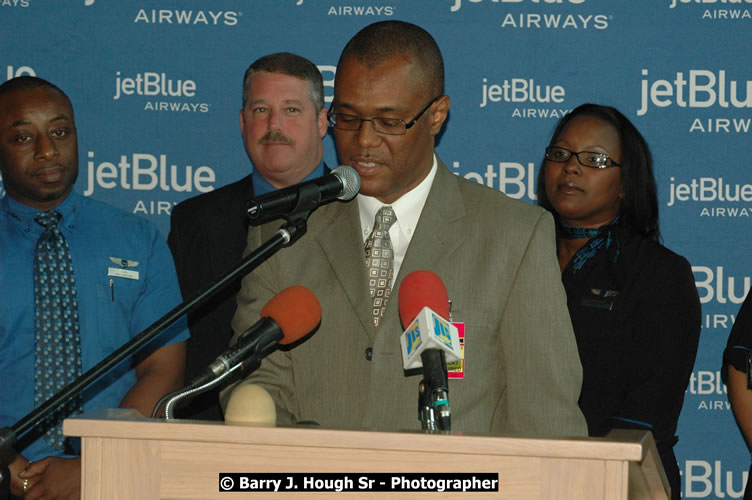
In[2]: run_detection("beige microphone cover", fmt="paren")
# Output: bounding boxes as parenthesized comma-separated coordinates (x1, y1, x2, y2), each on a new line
(224, 384, 277, 426)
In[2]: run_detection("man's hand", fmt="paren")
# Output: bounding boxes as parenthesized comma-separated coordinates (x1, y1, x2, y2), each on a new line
(7, 454, 32, 497)
(18, 456, 81, 500)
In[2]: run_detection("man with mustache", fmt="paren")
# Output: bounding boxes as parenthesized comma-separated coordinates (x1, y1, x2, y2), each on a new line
(224, 22, 587, 437)
(168, 52, 329, 420)
(0, 76, 188, 499)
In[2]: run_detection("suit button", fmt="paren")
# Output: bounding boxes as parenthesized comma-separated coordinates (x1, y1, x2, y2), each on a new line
(365, 347, 373, 361)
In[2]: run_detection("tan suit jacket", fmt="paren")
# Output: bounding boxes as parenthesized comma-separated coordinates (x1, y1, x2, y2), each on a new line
(227, 158, 587, 437)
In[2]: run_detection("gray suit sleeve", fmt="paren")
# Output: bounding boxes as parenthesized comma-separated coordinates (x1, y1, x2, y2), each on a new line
(494, 210, 588, 437)
(220, 227, 299, 424)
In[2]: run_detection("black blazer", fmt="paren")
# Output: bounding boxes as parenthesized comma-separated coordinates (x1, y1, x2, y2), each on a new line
(168, 174, 255, 420)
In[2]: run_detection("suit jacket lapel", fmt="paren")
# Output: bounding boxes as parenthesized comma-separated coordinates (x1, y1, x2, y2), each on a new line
(211, 174, 254, 279)
(311, 201, 379, 341)
(395, 158, 466, 286)
(375, 158, 467, 339)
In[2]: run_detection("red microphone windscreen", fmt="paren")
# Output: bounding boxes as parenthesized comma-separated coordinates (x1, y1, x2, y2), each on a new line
(260, 286, 322, 344)
(398, 270, 450, 328)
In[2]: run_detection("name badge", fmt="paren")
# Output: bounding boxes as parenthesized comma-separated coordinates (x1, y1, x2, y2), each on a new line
(579, 288, 618, 311)
(108, 267, 139, 280)
(447, 322, 465, 379)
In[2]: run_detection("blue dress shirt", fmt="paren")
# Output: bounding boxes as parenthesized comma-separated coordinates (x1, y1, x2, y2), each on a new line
(251, 160, 327, 197)
(0, 191, 188, 460)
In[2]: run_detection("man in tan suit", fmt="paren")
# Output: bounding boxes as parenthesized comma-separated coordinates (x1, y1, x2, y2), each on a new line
(225, 21, 586, 437)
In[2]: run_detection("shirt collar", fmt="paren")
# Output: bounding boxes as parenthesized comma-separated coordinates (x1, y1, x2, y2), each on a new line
(2, 190, 79, 229)
(251, 159, 327, 197)
(357, 154, 438, 240)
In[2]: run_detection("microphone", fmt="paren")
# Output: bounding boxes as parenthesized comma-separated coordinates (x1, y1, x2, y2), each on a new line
(190, 286, 321, 388)
(224, 384, 277, 426)
(246, 165, 360, 225)
(398, 271, 461, 431)
(398, 271, 462, 370)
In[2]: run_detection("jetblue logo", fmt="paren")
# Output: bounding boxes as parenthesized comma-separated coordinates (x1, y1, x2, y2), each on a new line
(501, 13, 608, 29)
(480, 77, 566, 108)
(671, 0, 752, 6)
(693, 265, 751, 305)
(6, 65, 35, 80)
(452, 0, 585, 12)
(637, 69, 752, 117)
(666, 177, 752, 217)
(684, 460, 747, 498)
(687, 371, 726, 396)
(449, 0, 608, 30)
(667, 176, 752, 205)
(318, 65, 336, 105)
(480, 77, 571, 120)
(114, 72, 196, 100)
(669, 0, 752, 19)
(327, 6, 395, 16)
(453, 160, 538, 201)
(134, 9, 240, 26)
(83, 151, 216, 197)
(113, 72, 210, 113)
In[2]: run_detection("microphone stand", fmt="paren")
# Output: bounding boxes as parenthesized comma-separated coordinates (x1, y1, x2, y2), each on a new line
(160, 364, 245, 420)
(157, 316, 278, 420)
(418, 381, 437, 431)
(417, 350, 451, 432)
(0, 183, 327, 498)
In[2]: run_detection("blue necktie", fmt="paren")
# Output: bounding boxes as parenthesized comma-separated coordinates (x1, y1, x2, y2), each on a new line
(33, 210, 83, 452)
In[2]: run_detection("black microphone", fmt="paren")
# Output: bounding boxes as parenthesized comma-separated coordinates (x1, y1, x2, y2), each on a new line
(398, 271, 461, 432)
(189, 286, 322, 388)
(246, 165, 360, 225)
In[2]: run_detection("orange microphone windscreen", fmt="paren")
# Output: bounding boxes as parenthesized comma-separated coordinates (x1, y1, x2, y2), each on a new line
(260, 285, 322, 344)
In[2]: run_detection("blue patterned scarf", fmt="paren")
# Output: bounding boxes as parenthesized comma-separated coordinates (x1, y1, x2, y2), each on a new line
(560, 216, 621, 273)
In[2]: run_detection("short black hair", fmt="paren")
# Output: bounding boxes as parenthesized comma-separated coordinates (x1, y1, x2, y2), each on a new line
(242, 52, 324, 112)
(537, 103, 660, 241)
(0, 76, 72, 109)
(337, 20, 444, 98)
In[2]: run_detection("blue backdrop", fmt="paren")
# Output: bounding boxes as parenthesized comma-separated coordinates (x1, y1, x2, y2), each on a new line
(2, 1, 751, 497)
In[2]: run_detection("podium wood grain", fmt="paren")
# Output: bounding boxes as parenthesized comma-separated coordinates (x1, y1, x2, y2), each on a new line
(65, 409, 668, 499)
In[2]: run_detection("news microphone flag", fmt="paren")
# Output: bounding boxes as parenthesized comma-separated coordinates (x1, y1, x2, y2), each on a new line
(400, 306, 462, 371)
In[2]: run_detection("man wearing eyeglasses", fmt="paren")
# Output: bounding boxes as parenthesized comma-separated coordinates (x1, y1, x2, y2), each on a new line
(226, 21, 587, 437)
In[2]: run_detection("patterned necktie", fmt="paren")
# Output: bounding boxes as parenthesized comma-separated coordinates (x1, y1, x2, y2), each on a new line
(364, 206, 396, 327)
(33, 210, 83, 452)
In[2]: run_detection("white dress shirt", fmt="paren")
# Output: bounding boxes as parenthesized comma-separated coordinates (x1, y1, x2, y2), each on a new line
(358, 155, 438, 281)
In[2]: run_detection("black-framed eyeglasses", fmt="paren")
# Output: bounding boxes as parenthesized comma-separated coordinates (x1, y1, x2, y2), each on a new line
(328, 96, 442, 136)
(544, 146, 621, 169)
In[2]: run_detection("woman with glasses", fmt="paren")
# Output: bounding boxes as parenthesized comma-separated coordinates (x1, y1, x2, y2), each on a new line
(536, 103, 701, 500)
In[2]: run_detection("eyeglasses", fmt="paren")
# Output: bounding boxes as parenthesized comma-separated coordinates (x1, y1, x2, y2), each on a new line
(328, 96, 441, 136)
(544, 146, 621, 169)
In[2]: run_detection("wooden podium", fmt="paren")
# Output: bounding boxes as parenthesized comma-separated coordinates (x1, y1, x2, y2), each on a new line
(64, 409, 668, 499)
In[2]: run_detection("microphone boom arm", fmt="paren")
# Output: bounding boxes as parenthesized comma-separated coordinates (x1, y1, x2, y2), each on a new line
(0, 208, 317, 477)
